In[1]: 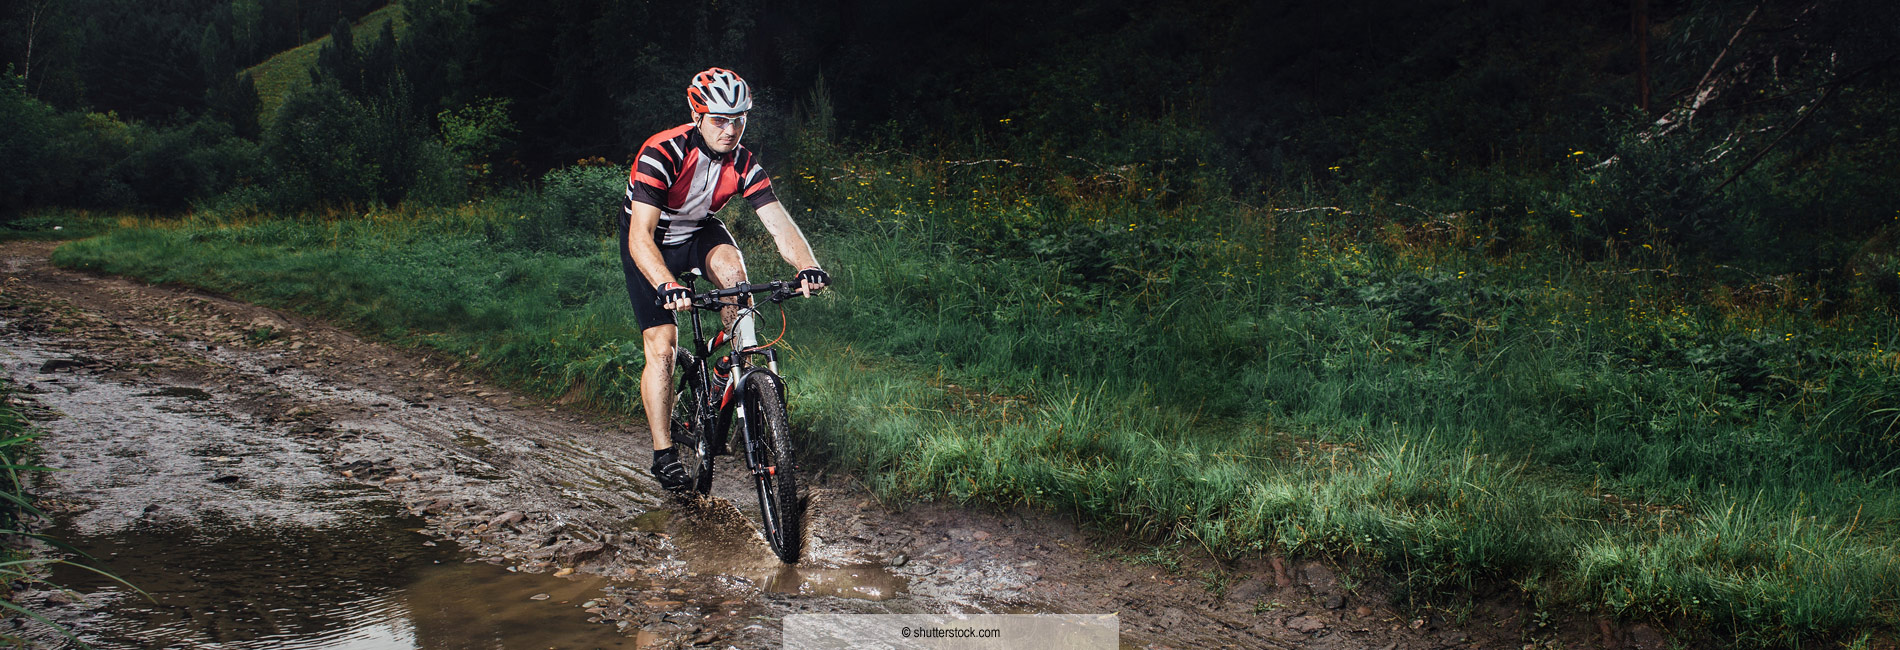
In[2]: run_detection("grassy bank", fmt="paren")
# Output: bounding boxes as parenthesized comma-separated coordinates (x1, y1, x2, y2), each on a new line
(45, 148, 1900, 645)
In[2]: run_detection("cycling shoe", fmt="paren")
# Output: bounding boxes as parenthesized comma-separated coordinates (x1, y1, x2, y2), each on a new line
(651, 454, 692, 492)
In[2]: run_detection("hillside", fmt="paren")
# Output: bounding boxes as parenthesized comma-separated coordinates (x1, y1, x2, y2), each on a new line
(242, 3, 406, 122)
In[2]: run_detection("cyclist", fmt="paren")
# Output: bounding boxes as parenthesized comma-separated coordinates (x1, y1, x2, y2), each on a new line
(619, 67, 828, 492)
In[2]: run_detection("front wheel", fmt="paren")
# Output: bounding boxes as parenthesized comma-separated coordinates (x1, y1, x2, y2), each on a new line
(744, 372, 801, 563)
(669, 346, 713, 494)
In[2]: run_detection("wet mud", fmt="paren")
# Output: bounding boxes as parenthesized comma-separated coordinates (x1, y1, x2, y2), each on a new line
(0, 240, 1634, 649)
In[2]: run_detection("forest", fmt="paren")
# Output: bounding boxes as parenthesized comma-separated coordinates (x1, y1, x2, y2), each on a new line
(4, 0, 1900, 646)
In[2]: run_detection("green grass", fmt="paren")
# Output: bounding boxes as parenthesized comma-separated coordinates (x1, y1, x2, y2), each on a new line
(242, 4, 405, 122)
(45, 147, 1900, 646)
(0, 211, 127, 243)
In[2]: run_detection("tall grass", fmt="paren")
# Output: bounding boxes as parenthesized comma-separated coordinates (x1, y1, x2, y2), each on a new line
(45, 144, 1900, 645)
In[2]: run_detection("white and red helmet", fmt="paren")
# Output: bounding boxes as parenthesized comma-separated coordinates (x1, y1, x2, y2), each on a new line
(687, 67, 752, 114)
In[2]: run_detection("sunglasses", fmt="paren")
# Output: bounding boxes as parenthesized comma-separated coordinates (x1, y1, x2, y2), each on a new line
(704, 114, 748, 131)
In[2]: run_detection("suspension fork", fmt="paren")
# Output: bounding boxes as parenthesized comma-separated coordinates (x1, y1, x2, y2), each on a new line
(730, 350, 785, 476)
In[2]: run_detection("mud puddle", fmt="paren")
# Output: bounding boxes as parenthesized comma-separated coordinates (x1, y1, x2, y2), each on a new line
(38, 512, 630, 650)
(650, 504, 908, 601)
(2, 339, 633, 649)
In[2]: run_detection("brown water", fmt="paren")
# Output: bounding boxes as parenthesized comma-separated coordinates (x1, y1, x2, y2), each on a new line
(3, 337, 641, 649)
(42, 507, 636, 650)
(651, 502, 910, 602)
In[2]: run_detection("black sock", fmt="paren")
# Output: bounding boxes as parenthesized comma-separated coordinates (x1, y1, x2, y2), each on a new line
(654, 448, 677, 466)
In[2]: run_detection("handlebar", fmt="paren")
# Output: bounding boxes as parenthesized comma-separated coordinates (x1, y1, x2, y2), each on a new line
(653, 277, 809, 311)
(695, 279, 798, 309)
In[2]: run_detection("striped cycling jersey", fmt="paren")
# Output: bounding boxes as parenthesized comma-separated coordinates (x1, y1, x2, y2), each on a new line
(624, 123, 778, 245)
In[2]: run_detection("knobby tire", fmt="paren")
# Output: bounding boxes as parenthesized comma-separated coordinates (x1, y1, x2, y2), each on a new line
(745, 372, 802, 563)
(669, 346, 714, 495)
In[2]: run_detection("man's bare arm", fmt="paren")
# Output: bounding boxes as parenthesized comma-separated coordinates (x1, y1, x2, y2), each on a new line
(626, 202, 690, 310)
(754, 201, 820, 271)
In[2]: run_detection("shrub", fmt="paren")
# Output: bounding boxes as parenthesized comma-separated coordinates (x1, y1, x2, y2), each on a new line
(500, 163, 625, 254)
(262, 81, 438, 210)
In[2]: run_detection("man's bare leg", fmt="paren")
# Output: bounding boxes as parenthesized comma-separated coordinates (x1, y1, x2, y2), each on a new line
(704, 245, 752, 342)
(641, 324, 679, 450)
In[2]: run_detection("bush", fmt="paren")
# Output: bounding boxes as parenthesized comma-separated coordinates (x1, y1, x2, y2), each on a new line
(2, 67, 263, 216)
(110, 118, 263, 212)
(498, 163, 625, 254)
(262, 81, 443, 210)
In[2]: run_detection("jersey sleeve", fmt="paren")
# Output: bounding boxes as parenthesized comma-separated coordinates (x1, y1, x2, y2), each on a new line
(740, 151, 778, 209)
(628, 140, 678, 208)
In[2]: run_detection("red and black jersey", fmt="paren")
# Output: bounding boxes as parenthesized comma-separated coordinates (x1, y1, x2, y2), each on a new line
(623, 124, 778, 245)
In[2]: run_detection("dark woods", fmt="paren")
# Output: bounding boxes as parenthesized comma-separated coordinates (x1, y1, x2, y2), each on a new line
(2, 0, 1898, 280)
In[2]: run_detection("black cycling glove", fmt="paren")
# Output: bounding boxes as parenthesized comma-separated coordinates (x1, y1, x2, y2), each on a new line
(657, 282, 692, 306)
(796, 267, 830, 289)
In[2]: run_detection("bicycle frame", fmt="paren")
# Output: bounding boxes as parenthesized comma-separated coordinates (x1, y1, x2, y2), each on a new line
(676, 277, 792, 478)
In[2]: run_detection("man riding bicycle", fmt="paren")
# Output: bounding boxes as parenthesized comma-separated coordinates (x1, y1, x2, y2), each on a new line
(619, 67, 828, 492)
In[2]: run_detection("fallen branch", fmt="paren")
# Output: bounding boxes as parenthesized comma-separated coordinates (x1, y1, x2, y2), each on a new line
(1706, 52, 1894, 195)
(1390, 202, 1441, 219)
(942, 158, 1014, 167)
(1647, 3, 1763, 140)
(1064, 155, 1130, 183)
(1271, 206, 1346, 215)
(1706, 80, 1837, 195)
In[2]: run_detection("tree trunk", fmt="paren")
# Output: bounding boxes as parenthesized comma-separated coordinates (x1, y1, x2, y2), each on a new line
(21, 0, 57, 93)
(1632, 0, 1650, 112)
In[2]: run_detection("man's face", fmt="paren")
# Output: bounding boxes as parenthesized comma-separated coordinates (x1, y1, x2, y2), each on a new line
(696, 112, 747, 153)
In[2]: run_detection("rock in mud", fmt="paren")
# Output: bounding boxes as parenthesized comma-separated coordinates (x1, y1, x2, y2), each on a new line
(1226, 577, 1274, 602)
(1300, 562, 1336, 588)
(38, 358, 90, 373)
(486, 511, 526, 530)
(1286, 616, 1327, 633)
(1626, 623, 1665, 649)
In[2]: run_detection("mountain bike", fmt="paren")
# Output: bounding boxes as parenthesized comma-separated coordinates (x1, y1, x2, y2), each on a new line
(666, 274, 804, 563)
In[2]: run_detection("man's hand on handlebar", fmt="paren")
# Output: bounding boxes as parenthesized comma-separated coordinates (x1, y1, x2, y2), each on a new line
(796, 267, 829, 298)
(659, 282, 693, 312)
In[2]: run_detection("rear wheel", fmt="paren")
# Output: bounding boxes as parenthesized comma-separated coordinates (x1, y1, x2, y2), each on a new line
(744, 372, 801, 563)
(668, 347, 713, 494)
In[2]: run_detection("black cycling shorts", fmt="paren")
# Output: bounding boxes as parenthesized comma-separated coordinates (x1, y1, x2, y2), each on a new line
(620, 217, 738, 331)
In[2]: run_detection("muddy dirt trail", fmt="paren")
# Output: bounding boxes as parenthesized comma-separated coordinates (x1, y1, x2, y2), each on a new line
(0, 240, 1634, 649)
